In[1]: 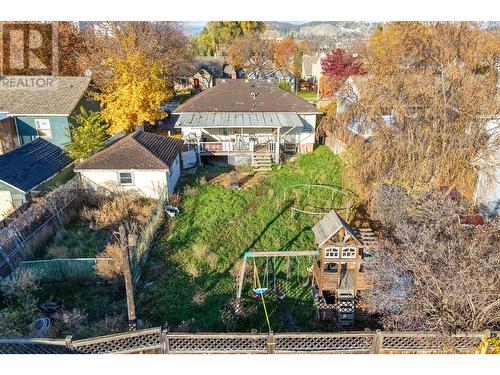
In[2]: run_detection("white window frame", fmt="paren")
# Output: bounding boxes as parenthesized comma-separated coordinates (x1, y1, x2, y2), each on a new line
(324, 246, 339, 259)
(117, 171, 134, 186)
(34, 119, 52, 139)
(342, 247, 357, 259)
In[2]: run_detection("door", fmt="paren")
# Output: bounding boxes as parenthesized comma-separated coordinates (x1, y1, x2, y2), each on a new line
(0, 190, 14, 219)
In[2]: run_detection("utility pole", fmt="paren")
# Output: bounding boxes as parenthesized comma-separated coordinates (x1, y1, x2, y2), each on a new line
(119, 225, 137, 331)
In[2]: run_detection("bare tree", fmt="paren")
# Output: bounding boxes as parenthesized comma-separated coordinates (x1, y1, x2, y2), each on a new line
(365, 186, 500, 332)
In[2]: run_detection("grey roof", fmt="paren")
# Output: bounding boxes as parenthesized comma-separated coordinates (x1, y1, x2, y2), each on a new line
(0, 138, 72, 192)
(312, 210, 363, 247)
(174, 79, 321, 114)
(0, 76, 91, 115)
(175, 112, 304, 128)
(75, 131, 184, 171)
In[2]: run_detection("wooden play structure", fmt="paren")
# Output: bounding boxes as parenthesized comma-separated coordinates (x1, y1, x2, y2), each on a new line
(311, 209, 376, 326)
(234, 209, 376, 328)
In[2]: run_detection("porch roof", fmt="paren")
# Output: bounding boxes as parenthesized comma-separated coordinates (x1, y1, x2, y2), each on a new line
(174, 112, 304, 128)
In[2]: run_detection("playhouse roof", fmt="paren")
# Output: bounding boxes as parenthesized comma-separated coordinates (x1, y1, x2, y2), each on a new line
(312, 210, 363, 247)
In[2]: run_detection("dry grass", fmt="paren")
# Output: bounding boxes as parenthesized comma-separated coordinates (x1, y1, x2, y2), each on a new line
(94, 243, 124, 279)
(81, 192, 154, 230)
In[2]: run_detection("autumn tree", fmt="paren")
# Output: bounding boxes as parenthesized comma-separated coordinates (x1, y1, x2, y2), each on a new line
(191, 21, 266, 57)
(273, 37, 296, 67)
(322, 22, 499, 200)
(226, 33, 273, 72)
(64, 107, 108, 160)
(320, 48, 363, 94)
(365, 185, 500, 332)
(78, 22, 193, 92)
(96, 48, 168, 134)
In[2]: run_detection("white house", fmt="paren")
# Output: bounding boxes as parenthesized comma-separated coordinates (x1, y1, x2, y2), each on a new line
(173, 79, 322, 168)
(75, 131, 184, 198)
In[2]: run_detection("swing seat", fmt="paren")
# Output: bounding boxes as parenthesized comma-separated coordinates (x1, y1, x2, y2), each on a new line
(252, 287, 268, 296)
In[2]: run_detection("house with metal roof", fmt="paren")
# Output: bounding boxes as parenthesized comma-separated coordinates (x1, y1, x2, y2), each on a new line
(0, 76, 97, 149)
(74, 130, 184, 198)
(174, 79, 322, 169)
(0, 138, 73, 219)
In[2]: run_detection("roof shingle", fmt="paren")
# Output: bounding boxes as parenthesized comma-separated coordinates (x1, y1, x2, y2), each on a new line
(75, 131, 184, 171)
(0, 76, 91, 115)
(174, 79, 321, 114)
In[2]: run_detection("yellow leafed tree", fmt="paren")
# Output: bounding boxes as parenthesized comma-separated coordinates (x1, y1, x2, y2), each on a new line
(96, 35, 170, 134)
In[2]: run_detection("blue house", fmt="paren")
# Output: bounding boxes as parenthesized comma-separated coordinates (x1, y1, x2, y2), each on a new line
(0, 138, 73, 219)
(0, 76, 96, 148)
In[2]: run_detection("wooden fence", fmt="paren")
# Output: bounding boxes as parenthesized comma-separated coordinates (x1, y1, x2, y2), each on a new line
(0, 328, 491, 354)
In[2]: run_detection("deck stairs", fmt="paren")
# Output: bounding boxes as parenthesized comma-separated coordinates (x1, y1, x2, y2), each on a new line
(252, 153, 273, 171)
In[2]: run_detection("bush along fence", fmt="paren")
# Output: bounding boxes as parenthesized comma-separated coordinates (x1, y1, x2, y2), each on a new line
(0, 328, 494, 354)
(0, 177, 84, 278)
(131, 190, 167, 285)
(19, 258, 113, 283)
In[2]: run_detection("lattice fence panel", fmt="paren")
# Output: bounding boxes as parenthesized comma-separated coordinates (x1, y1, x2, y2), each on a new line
(167, 335, 267, 353)
(381, 335, 481, 352)
(72, 329, 162, 354)
(0, 342, 74, 354)
(275, 334, 374, 353)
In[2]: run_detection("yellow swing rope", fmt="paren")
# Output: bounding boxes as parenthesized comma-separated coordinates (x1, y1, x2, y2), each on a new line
(253, 258, 272, 333)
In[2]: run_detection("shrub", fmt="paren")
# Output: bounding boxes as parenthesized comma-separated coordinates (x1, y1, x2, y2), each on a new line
(81, 192, 154, 230)
(95, 243, 124, 280)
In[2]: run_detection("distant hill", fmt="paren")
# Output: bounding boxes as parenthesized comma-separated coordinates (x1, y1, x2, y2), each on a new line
(265, 21, 378, 38)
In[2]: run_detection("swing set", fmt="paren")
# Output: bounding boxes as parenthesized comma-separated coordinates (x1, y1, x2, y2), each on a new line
(239, 251, 318, 333)
(236, 250, 318, 300)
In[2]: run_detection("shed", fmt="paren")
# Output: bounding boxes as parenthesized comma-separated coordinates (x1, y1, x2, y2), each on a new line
(75, 131, 184, 198)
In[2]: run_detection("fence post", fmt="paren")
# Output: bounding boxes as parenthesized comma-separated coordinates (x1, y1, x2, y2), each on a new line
(65, 335, 73, 349)
(267, 331, 275, 354)
(372, 330, 383, 354)
(160, 326, 170, 354)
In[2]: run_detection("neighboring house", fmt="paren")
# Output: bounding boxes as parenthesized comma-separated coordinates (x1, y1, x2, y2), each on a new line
(0, 138, 73, 219)
(0, 76, 96, 148)
(75, 130, 184, 198)
(246, 60, 297, 92)
(302, 52, 325, 83)
(0, 115, 19, 154)
(174, 79, 322, 168)
(175, 57, 235, 92)
(326, 76, 377, 153)
(474, 118, 500, 217)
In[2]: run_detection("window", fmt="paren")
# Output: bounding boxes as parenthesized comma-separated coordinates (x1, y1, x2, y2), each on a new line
(35, 119, 52, 139)
(342, 247, 357, 259)
(118, 172, 133, 185)
(324, 247, 339, 258)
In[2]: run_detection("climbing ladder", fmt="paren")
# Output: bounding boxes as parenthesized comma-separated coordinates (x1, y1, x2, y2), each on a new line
(337, 292, 355, 327)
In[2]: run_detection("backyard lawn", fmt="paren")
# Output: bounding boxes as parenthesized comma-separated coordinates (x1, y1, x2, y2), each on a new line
(139, 146, 347, 332)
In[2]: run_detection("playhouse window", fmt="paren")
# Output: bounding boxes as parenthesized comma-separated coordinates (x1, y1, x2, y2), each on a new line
(324, 247, 339, 258)
(342, 247, 357, 258)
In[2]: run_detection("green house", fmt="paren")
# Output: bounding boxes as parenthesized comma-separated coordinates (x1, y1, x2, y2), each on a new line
(0, 76, 97, 148)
